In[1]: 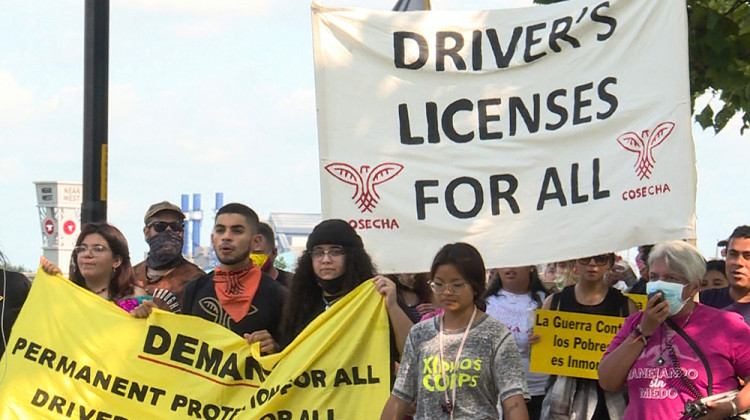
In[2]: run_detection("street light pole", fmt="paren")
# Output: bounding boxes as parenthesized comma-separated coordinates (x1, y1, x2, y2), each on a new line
(81, 0, 109, 224)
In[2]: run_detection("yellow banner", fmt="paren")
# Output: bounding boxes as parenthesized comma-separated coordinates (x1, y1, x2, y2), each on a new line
(529, 309, 624, 380)
(624, 293, 648, 311)
(0, 270, 390, 419)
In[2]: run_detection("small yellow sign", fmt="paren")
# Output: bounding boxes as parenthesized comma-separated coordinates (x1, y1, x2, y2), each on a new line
(529, 309, 625, 379)
(624, 293, 648, 311)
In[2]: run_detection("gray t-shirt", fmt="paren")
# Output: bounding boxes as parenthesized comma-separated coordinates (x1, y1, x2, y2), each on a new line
(392, 313, 529, 420)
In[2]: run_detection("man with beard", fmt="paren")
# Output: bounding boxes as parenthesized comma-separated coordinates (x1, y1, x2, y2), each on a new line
(133, 201, 204, 312)
(181, 203, 286, 353)
(252, 222, 293, 288)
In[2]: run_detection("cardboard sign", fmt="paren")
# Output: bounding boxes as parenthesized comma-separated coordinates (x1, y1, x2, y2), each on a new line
(529, 309, 625, 379)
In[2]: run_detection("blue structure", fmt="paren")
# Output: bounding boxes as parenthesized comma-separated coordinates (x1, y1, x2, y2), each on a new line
(178, 192, 223, 270)
(180, 194, 190, 256)
(192, 194, 202, 258)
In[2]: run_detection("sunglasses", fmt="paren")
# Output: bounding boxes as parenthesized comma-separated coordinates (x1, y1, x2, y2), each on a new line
(147, 221, 184, 233)
(577, 255, 611, 266)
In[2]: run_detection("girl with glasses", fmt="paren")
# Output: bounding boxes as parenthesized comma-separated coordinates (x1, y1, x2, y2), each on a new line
(538, 253, 637, 420)
(381, 242, 529, 420)
(279, 219, 413, 357)
(41, 222, 150, 311)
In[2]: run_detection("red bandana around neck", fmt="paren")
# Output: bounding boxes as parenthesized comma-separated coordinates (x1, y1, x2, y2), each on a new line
(213, 263, 261, 323)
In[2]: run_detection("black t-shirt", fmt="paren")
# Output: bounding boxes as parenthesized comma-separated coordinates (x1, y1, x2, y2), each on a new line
(551, 285, 630, 317)
(275, 269, 293, 289)
(1, 270, 31, 358)
(182, 271, 286, 342)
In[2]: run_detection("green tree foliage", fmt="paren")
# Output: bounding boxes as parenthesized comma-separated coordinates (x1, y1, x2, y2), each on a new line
(0, 262, 31, 273)
(535, 0, 750, 133)
(275, 255, 289, 271)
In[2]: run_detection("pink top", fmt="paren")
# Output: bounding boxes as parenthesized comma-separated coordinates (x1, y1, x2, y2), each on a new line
(602, 304, 750, 419)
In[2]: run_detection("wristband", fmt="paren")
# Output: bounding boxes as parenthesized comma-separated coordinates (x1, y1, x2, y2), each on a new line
(730, 399, 738, 417)
(632, 324, 651, 346)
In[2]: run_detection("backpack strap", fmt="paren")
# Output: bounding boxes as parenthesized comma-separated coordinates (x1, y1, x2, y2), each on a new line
(551, 291, 562, 311)
(665, 316, 713, 396)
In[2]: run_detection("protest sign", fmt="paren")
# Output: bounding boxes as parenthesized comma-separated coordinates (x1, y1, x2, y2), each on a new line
(529, 309, 624, 379)
(624, 292, 648, 311)
(312, 0, 694, 273)
(0, 270, 390, 419)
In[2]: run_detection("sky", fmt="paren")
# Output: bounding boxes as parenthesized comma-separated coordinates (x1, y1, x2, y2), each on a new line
(0, 0, 747, 271)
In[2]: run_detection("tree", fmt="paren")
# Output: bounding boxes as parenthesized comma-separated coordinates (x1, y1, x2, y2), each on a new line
(0, 261, 31, 273)
(535, 0, 750, 133)
(275, 255, 289, 271)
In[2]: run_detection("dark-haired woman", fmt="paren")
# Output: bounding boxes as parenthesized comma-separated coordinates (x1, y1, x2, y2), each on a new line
(279, 219, 413, 354)
(539, 253, 636, 420)
(388, 273, 436, 323)
(41, 222, 148, 311)
(484, 266, 548, 420)
(381, 242, 529, 420)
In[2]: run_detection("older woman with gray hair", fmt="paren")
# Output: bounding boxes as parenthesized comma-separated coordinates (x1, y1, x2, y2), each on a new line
(598, 240, 750, 419)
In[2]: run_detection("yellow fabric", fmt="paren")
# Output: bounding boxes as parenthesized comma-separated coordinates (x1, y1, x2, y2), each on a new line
(0, 269, 390, 419)
(249, 253, 269, 269)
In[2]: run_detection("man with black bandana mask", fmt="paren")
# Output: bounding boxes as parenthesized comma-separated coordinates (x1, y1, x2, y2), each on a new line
(133, 201, 204, 312)
(133, 203, 286, 355)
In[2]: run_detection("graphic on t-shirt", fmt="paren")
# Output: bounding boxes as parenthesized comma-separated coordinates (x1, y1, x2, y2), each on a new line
(630, 343, 700, 400)
(421, 355, 482, 391)
(198, 297, 258, 329)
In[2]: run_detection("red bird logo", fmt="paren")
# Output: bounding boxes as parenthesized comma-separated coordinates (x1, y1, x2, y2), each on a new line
(325, 162, 404, 213)
(616, 122, 675, 180)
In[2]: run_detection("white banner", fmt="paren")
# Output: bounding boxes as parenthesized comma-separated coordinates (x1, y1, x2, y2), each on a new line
(312, 0, 695, 273)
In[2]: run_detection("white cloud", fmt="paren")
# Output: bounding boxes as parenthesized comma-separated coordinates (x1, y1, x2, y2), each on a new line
(0, 69, 35, 126)
(38, 86, 82, 116)
(274, 88, 316, 115)
(0, 158, 24, 185)
(116, 0, 273, 18)
(171, 21, 223, 38)
(109, 84, 139, 120)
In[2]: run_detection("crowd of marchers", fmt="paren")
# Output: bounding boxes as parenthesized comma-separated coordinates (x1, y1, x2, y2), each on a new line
(1, 200, 749, 420)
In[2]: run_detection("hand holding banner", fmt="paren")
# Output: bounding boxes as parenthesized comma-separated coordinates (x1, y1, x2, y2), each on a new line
(0, 270, 391, 419)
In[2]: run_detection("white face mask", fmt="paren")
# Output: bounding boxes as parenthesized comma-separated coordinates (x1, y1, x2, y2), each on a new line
(647, 280, 687, 316)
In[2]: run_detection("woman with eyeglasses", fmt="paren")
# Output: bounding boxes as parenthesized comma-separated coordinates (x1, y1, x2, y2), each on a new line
(482, 266, 549, 420)
(41, 222, 149, 311)
(598, 241, 750, 420)
(381, 242, 529, 420)
(539, 253, 636, 420)
(278, 219, 413, 355)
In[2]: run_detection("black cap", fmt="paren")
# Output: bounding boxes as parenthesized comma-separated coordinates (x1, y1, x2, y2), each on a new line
(306, 219, 362, 251)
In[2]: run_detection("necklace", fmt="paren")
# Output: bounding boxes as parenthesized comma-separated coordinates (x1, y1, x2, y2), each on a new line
(656, 306, 695, 366)
(438, 306, 477, 419)
(92, 285, 108, 295)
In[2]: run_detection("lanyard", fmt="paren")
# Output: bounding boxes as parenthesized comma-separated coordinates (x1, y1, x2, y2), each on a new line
(438, 306, 477, 419)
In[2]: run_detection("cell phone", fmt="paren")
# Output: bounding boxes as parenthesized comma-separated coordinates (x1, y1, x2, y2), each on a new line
(647, 291, 664, 304)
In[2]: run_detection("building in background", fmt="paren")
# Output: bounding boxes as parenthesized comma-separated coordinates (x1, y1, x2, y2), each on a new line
(268, 212, 321, 256)
(34, 181, 82, 277)
(32, 185, 321, 274)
